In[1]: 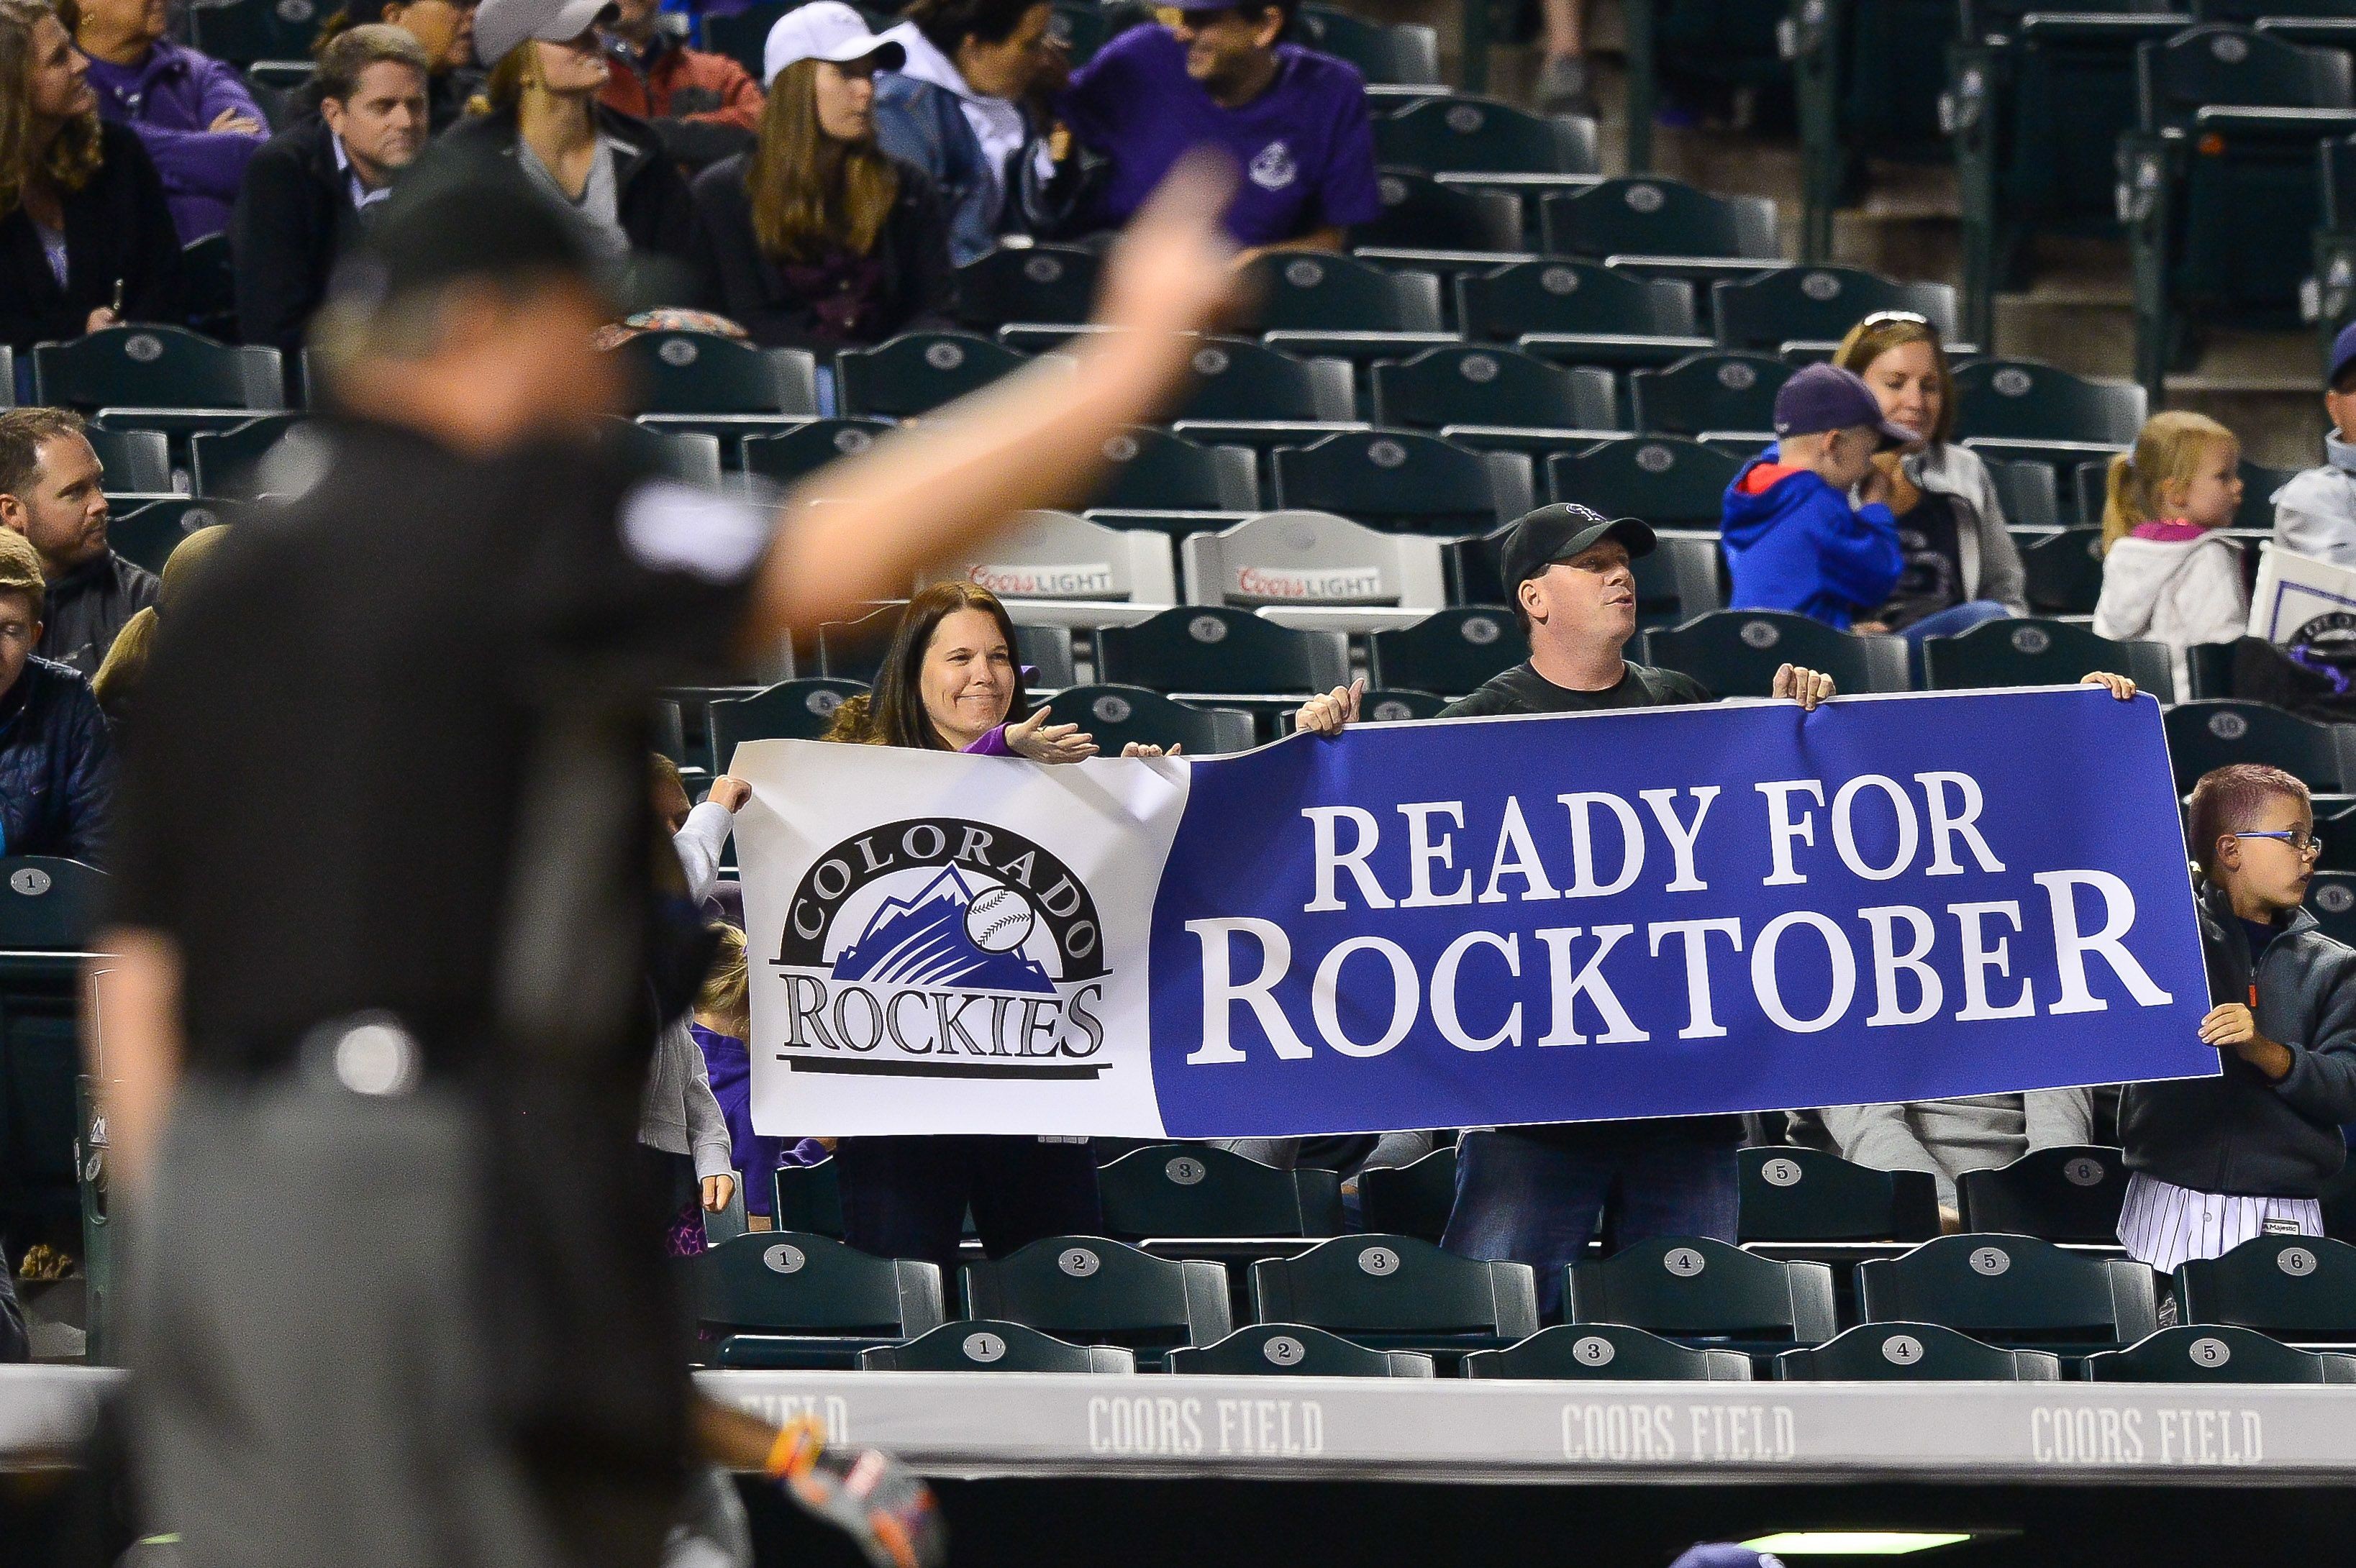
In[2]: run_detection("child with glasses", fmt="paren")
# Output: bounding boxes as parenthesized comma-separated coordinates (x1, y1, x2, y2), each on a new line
(2117, 763, 2356, 1272)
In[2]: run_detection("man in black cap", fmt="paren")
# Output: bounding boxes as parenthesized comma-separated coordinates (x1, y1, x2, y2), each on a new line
(94, 147, 1239, 1568)
(1294, 501, 1833, 1316)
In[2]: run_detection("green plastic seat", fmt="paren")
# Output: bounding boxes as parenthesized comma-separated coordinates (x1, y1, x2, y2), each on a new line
(188, 412, 310, 499)
(1375, 95, 1596, 176)
(2083, 1323, 2356, 1382)
(1244, 250, 1442, 334)
(1168, 337, 1357, 427)
(180, 231, 237, 341)
(810, 603, 1070, 687)
(1955, 1147, 2132, 1245)
(1096, 1144, 1345, 1240)
(2306, 871, 2356, 943)
(2163, 701, 2356, 793)
(953, 244, 1103, 330)
(1737, 1147, 1942, 1244)
(1455, 260, 1701, 359)
(2173, 1234, 2356, 1344)
(1367, 608, 1526, 697)
(770, 1159, 847, 1239)
(1249, 1234, 1540, 1359)
(704, 0, 793, 76)
(1094, 606, 1350, 697)
(0, 858, 106, 946)
(1857, 1234, 2159, 1354)
(705, 680, 868, 762)
(739, 419, 893, 489)
(106, 497, 240, 575)
(1373, 345, 1616, 434)
(1169, 1322, 1435, 1377)
(1359, 171, 1522, 253)
(835, 332, 1028, 419)
(2234, 459, 2302, 530)
(2017, 525, 2106, 615)
(1711, 265, 1958, 353)
(1955, 358, 2144, 445)
(1462, 1322, 1752, 1380)
(32, 325, 283, 414)
(1630, 352, 1792, 437)
(1271, 429, 1516, 535)
(1921, 616, 2175, 698)
(1565, 1237, 1838, 1357)
(1355, 1145, 1458, 1243)
(1447, 524, 1721, 629)
(1082, 425, 1259, 514)
(609, 331, 818, 416)
(1293, 4, 1442, 86)
(1037, 685, 1256, 755)
(596, 419, 722, 489)
(962, 1236, 1232, 1365)
(1775, 1321, 2063, 1381)
(1790, 0, 1958, 261)
(1539, 177, 1779, 263)
(1642, 609, 1911, 696)
(185, 0, 329, 63)
(1547, 434, 1742, 530)
(83, 426, 170, 496)
(1984, 457, 2062, 529)
(700, 1231, 945, 1368)
(861, 1319, 1135, 1372)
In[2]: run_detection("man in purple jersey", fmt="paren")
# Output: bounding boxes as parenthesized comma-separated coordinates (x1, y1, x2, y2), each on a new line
(1049, 0, 1377, 258)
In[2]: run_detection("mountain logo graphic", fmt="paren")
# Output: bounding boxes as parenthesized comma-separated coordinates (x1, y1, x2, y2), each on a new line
(829, 865, 1055, 995)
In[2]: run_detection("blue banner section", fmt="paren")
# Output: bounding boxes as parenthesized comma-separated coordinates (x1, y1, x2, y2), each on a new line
(1146, 690, 2215, 1138)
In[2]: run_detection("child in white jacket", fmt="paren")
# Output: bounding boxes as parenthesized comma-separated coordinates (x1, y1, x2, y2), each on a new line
(2092, 411, 2248, 697)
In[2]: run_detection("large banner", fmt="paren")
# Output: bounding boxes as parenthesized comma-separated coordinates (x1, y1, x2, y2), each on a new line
(733, 689, 2218, 1138)
(2249, 542, 2356, 644)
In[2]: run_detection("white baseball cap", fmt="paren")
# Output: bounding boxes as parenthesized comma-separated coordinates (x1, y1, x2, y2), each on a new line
(473, 0, 618, 70)
(763, 1, 904, 86)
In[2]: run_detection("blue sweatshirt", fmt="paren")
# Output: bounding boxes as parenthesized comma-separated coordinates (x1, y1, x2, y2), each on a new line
(1720, 451, 1904, 631)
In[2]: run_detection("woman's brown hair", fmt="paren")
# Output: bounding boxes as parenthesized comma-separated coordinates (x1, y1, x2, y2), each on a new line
(824, 583, 1035, 750)
(746, 58, 899, 264)
(0, 0, 102, 219)
(1832, 312, 1955, 447)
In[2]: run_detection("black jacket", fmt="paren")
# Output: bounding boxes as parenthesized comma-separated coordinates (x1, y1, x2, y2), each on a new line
(686, 152, 952, 352)
(0, 121, 183, 354)
(40, 550, 160, 680)
(0, 655, 112, 862)
(2121, 882, 2356, 1198)
(232, 116, 368, 357)
(441, 102, 696, 268)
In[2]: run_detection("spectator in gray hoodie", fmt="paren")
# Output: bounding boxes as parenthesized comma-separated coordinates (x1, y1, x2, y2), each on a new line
(1811, 1091, 2093, 1228)
(2272, 323, 2356, 570)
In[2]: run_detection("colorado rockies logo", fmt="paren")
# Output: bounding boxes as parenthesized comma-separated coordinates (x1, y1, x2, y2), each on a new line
(771, 818, 1111, 1079)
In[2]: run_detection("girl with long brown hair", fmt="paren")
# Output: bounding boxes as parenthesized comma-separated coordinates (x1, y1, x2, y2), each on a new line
(688, 2, 951, 353)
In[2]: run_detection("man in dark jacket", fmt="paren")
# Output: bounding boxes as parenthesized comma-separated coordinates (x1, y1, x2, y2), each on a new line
(0, 409, 157, 681)
(233, 27, 432, 357)
(0, 529, 112, 863)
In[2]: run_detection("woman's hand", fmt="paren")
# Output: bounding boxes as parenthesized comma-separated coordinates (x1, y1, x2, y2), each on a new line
(1295, 676, 1364, 737)
(701, 1173, 736, 1213)
(2080, 671, 2139, 701)
(1120, 742, 1183, 758)
(1857, 458, 1895, 509)
(1868, 450, 1918, 514)
(1004, 705, 1099, 764)
(706, 775, 751, 811)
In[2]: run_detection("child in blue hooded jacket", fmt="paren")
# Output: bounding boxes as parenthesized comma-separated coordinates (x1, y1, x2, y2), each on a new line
(1721, 363, 1914, 630)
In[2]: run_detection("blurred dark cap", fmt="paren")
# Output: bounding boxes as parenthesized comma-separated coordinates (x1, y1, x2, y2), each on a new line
(324, 147, 620, 317)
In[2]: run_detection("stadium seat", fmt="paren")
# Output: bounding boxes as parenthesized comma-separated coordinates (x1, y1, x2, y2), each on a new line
(1248, 1234, 1542, 1359)
(835, 332, 1030, 419)
(2306, 871, 2356, 943)
(1564, 1238, 1839, 1357)
(699, 1231, 946, 1368)
(1711, 266, 1960, 357)
(32, 326, 283, 431)
(1775, 1321, 2064, 1382)
(953, 244, 1103, 330)
(2162, 701, 2356, 793)
(1166, 337, 1362, 455)
(1737, 1147, 1942, 1245)
(1270, 431, 1530, 534)
(2018, 526, 2107, 616)
(860, 1319, 1135, 1373)
(2082, 1323, 2356, 1383)
(1374, 95, 1597, 177)
(2173, 1234, 2356, 1345)
(1039, 685, 1256, 755)
(1538, 177, 1780, 272)
(106, 496, 240, 575)
(1094, 606, 1351, 698)
(1181, 511, 1450, 626)
(1169, 1322, 1436, 1377)
(1355, 1144, 1459, 1241)
(2234, 458, 2302, 532)
(1460, 1322, 1753, 1380)
(1246, 251, 1449, 363)
(1446, 524, 1723, 629)
(180, 232, 237, 342)
(1547, 434, 1744, 529)
(1984, 457, 2063, 529)
(0, 859, 105, 947)
(1357, 170, 1523, 255)
(1629, 352, 1792, 438)
(1643, 610, 1911, 697)
(1080, 424, 1260, 521)
(1371, 345, 1616, 435)
(1622, 0, 1792, 173)
(770, 1160, 847, 1239)
(1788, 0, 1958, 262)
(1293, 4, 1442, 89)
(706, 679, 870, 761)
(597, 419, 723, 489)
(610, 330, 818, 421)
(961, 1236, 1233, 1366)
(185, 0, 327, 62)
(187, 412, 310, 498)
(1921, 617, 2175, 700)
(1455, 260, 1707, 370)
(82, 426, 170, 496)
(811, 601, 1070, 685)
(1856, 1234, 2160, 1354)
(1952, 359, 2146, 473)
(922, 508, 1179, 616)
(1955, 1147, 2132, 1245)
(1359, 688, 1449, 719)
(740, 419, 893, 489)
(1095, 1144, 1346, 1240)
(703, 0, 788, 76)
(1366, 607, 1527, 696)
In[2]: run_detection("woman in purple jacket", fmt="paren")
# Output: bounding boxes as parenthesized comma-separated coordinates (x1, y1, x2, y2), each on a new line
(73, 0, 266, 239)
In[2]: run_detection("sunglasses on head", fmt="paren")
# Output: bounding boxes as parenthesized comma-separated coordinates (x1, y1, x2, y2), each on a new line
(1857, 309, 1936, 335)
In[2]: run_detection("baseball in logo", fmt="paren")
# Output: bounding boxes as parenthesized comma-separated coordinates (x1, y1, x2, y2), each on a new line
(771, 818, 1111, 1079)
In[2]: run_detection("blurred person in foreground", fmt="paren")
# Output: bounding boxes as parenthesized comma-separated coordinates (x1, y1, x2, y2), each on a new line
(91, 141, 1241, 1568)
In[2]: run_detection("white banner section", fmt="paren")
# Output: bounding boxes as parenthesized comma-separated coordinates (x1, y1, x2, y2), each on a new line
(732, 739, 1191, 1137)
(2249, 543, 2356, 644)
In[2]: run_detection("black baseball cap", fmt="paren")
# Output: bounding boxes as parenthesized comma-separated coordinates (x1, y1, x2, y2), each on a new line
(1772, 363, 1918, 449)
(323, 148, 618, 316)
(1499, 502, 1656, 594)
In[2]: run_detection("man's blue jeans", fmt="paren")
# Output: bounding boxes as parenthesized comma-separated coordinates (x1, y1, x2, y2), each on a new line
(1440, 1123, 1740, 1319)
